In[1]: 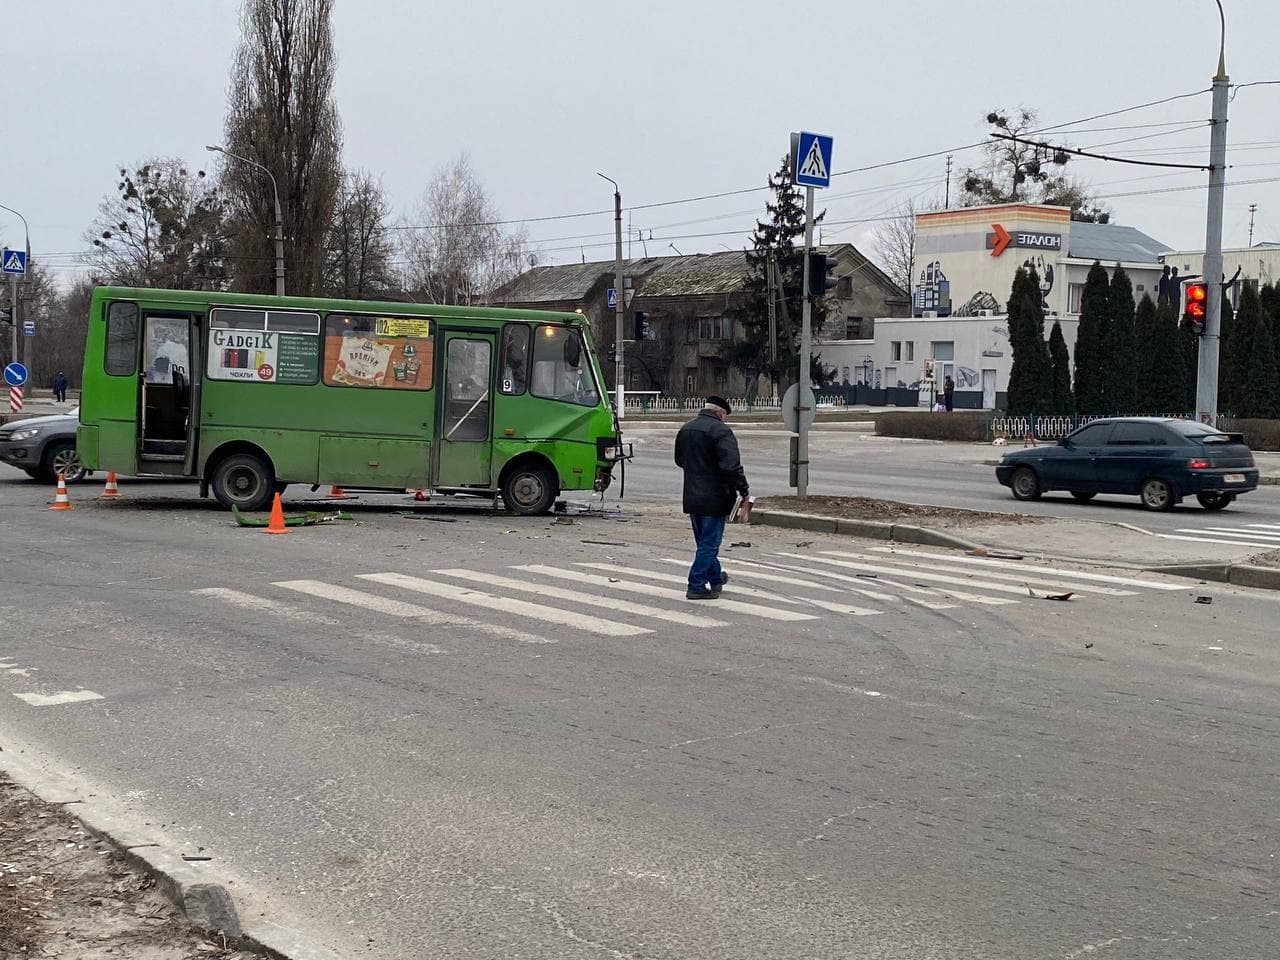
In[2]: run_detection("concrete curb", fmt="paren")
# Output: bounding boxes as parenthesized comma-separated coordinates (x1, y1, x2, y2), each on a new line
(0, 744, 345, 960)
(1147, 561, 1280, 591)
(751, 509, 981, 551)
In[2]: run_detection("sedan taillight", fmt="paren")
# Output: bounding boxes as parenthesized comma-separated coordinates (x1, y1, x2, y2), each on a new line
(1189, 458, 1212, 469)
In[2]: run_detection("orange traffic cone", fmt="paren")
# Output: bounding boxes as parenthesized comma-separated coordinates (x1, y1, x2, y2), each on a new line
(100, 472, 121, 499)
(327, 484, 350, 500)
(49, 475, 74, 511)
(264, 492, 289, 535)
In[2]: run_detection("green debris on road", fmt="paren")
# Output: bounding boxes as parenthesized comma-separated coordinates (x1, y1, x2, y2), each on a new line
(231, 504, 355, 528)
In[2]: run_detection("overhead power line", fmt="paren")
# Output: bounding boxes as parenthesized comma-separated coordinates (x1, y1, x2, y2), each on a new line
(988, 132, 1210, 171)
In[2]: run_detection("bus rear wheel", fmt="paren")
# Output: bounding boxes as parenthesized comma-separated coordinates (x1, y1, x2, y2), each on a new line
(502, 463, 558, 515)
(211, 453, 276, 512)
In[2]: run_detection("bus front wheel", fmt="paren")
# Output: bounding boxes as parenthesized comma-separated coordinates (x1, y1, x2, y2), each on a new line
(211, 453, 276, 512)
(501, 463, 558, 515)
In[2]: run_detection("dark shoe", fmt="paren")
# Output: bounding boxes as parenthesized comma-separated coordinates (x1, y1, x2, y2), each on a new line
(686, 588, 719, 600)
(715, 572, 730, 589)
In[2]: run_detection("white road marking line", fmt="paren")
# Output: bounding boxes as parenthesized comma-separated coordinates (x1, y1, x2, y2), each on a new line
(776, 554, 1018, 606)
(14, 690, 104, 707)
(273, 579, 551, 644)
(192, 587, 341, 624)
(517, 566, 818, 622)
(1157, 533, 1279, 547)
(816, 552, 1054, 598)
(652, 559, 881, 616)
(733, 557, 959, 610)
(431, 568, 728, 628)
(826, 550, 1137, 596)
(358, 572, 651, 637)
(576, 562, 802, 605)
(866, 547, 1190, 591)
(1184, 527, 1280, 541)
(657, 558, 844, 592)
(1244, 523, 1280, 530)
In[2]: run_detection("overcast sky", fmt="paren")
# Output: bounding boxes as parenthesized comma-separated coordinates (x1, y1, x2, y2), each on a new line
(11, 0, 1280, 284)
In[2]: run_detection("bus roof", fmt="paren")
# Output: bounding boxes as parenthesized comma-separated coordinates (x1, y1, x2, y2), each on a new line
(91, 286, 588, 326)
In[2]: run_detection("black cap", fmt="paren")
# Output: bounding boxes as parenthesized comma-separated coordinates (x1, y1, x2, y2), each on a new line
(707, 395, 731, 415)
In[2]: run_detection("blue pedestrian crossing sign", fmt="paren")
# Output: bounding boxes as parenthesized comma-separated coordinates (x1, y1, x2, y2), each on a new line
(2, 249, 27, 275)
(792, 132, 834, 189)
(4, 361, 28, 387)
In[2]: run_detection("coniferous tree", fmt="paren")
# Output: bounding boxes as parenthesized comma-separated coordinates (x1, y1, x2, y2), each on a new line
(1233, 284, 1280, 418)
(1006, 267, 1053, 414)
(1073, 261, 1111, 414)
(1147, 302, 1186, 413)
(1132, 294, 1158, 405)
(1102, 264, 1137, 413)
(1178, 317, 1199, 412)
(1262, 283, 1280, 380)
(1217, 296, 1242, 414)
(1048, 320, 1073, 414)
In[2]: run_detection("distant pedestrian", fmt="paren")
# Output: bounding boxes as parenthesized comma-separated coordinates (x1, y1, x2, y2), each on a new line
(944, 375, 955, 412)
(674, 396, 750, 600)
(53, 371, 68, 404)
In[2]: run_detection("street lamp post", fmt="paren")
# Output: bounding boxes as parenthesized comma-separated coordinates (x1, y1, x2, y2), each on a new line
(1196, 1, 1229, 422)
(0, 203, 29, 368)
(207, 145, 285, 297)
(597, 173, 625, 420)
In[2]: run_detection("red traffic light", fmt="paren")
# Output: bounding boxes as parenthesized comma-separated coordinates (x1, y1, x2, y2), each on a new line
(1185, 282, 1207, 319)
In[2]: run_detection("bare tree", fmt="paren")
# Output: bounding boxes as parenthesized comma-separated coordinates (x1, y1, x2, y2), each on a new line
(325, 170, 395, 299)
(871, 199, 924, 294)
(84, 159, 229, 289)
(29, 276, 94, 389)
(223, 0, 343, 296)
(400, 154, 535, 305)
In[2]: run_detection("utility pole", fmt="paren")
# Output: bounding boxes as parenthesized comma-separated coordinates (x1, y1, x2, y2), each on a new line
(1196, 1, 1229, 424)
(206, 145, 284, 296)
(0, 203, 29, 370)
(1248, 203, 1257, 247)
(766, 253, 777, 370)
(944, 155, 953, 208)
(797, 185, 814, 498)
(598, 173, 625, 420)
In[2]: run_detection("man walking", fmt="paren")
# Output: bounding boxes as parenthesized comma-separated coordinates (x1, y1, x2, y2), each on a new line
(674, 396, 749, 600)
(53, 371, 68, 404)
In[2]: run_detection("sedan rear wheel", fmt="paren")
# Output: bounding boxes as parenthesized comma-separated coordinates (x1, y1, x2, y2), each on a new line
(1196, 491, 1233, 511)
(1140, 477, 1174, 511)
(1010, 466, 1041, 501)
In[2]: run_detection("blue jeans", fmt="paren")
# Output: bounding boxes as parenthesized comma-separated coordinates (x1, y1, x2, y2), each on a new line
(688, 514, 727, 593)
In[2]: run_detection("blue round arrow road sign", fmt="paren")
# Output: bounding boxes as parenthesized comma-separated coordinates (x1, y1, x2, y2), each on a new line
(3, 362, 28, 387)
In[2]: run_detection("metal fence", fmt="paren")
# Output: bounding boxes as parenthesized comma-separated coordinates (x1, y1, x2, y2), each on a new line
(622, 395, 851, 414)
(990, 412, 1227, 441)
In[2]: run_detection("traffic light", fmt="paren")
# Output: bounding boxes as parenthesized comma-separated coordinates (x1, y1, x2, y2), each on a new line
(806, 252, 839, 297)
(633, 311, 649, 341)
(1183, 280, 1207, 335)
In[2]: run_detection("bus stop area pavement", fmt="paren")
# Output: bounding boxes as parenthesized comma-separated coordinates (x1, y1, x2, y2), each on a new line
(5, 464, 1280, 959)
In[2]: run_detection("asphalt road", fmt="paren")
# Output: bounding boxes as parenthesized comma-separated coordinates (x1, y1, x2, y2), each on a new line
(1, 465, 1278, 959)
(621, 424, 1280, 540)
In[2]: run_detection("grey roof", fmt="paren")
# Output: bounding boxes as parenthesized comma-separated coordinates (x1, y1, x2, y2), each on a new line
(489, 258, 656, 304)
(1068, 221, 1170, 263)
(633, 251, 750, 297)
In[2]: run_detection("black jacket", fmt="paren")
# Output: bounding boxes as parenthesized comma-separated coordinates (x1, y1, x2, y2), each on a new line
(674, 410, 749, 517)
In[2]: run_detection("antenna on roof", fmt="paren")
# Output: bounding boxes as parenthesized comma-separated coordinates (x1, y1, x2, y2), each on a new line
(669, 243, 682, 256)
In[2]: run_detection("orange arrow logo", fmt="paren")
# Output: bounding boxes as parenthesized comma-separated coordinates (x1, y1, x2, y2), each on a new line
(989, 223, 1012, 257)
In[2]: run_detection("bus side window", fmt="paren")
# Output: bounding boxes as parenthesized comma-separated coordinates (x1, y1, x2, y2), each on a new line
(105, 302, 140, 376)
(500, 324, 529, 395)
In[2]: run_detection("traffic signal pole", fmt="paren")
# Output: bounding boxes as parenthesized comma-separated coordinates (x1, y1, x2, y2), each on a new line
(1196, 10, 1229, 423)
(797, 185, 814, 498)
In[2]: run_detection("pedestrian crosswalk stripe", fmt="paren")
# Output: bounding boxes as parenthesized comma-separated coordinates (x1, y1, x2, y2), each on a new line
(576, 562, 803, 605)
(1185, 527, 1280, 541)
(273, 579, 551, 644)
(660, 558, 845, 592)
(818, 551, 1059, 598)
(1158, 533, 1272, 547)
(775, 553, 1018, 606)
(432, 569, 730, 628)
(1244, 523, 1280, 530)
(518, 565, 819, 622)
(359, 572, 651, 637)
(825, 550, 1137, 597)
(192, 586, 342, 624)
(652, 559, 882, 616)
(731, 557, 958, 610)
(866, 547, 1190, 591)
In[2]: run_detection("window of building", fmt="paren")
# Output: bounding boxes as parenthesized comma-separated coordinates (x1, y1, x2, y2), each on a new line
(1067, 282, 1085, 314)
(322, 313, 433, 390)
(844, 317, 862, 339)
(930, 341, 954, 362)
(890, 341, 902, 361)
(698, 316, 733, 340)
(1135, 283, 1146, 293)
(531, 325, 599, 406)
(837, 276, 852, 298)
(500, 323, 530, 395)
(105, 302, 139, 376)
(206, 307, 321, 385)
(905, 341, 915, 362)
(685, 318, 698, 343)
(685, 367, 697, 394)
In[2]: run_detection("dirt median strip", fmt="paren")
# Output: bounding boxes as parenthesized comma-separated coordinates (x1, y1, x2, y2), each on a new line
(756, 496, 1040, 527)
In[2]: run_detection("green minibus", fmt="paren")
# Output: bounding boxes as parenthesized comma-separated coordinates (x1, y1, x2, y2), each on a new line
(77, 287, 628, 513)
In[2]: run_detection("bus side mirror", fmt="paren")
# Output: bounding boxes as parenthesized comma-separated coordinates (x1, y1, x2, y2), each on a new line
(563, 334, 581, 368)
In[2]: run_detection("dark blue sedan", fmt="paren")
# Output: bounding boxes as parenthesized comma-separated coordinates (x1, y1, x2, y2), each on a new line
(996, 418, 1258, 511)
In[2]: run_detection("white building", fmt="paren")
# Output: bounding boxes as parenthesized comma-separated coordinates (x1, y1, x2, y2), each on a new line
(818, 203, 1171, 409)
(1159, 242, 1280, 305)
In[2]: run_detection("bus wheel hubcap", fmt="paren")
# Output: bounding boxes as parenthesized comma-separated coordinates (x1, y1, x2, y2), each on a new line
(512, 474, 544, 506)
(228, 469, 259, 498)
